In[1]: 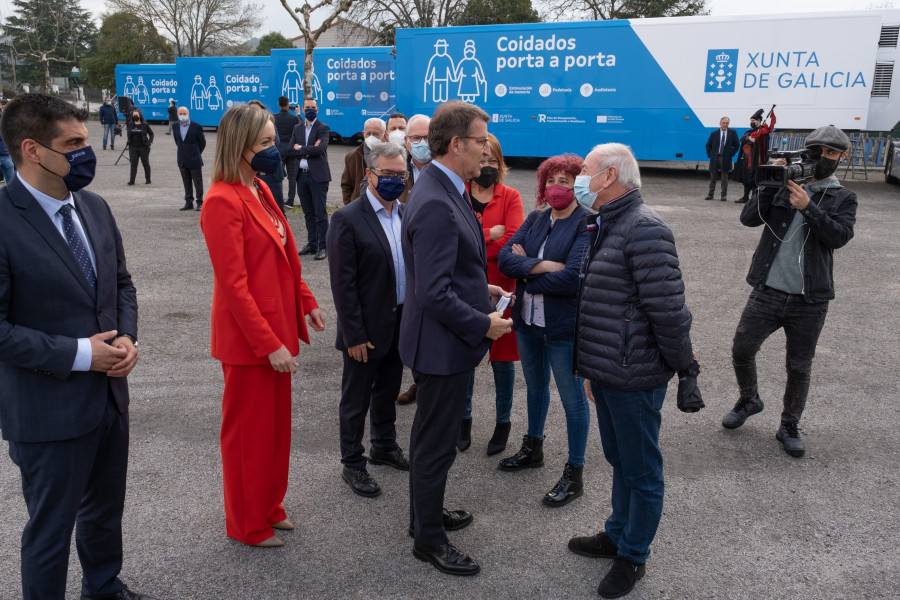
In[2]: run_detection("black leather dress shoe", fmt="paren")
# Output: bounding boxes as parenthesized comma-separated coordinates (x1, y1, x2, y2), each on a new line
(408, 508, 473, 537)
(413, 543, 480, 576)
(314, 248, 327, 261)
(368, 446, 410, 471)
(81, 585, 158, 599)
(298, 244, 317, 255)
(179, 201, 194, 211)
(342, 466, 381, 497)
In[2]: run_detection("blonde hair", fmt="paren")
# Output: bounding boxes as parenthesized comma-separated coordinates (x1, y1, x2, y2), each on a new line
(212, 105, 272, 184)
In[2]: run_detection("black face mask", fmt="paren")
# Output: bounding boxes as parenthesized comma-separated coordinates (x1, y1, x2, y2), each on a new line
(473, 166, 499, 188)
(814, 157, 839, 180)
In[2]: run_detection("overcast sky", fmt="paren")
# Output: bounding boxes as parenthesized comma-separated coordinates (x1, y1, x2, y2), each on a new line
(1, 0, 893, 44)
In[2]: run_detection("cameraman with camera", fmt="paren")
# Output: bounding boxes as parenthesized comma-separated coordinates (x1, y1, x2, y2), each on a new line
(722, 125, 857, 458)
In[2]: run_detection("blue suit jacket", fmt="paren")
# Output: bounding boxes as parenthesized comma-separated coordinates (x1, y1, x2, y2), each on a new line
(399, 164, 491, 375)
(0, 177, 138, 442)
(287, 119, 331, 183)
(173, 121, 206, 169)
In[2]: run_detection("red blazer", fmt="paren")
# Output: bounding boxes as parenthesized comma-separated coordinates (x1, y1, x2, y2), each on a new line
(201, 178, 319, 365)
(469, 181, 524, 363)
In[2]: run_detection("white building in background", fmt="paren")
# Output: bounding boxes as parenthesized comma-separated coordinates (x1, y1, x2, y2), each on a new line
(289, 18, 380, 48)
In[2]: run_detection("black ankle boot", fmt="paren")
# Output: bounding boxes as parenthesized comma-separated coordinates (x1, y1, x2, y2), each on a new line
(498, 435, 544, 471)
(542, 463, 583, 507)
(486, 422, 511, 456)
(456, 418, 472, 452)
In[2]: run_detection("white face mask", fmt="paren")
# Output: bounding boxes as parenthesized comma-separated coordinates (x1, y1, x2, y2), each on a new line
(388, 130, 406, 147)
(364, 135, 381, 150)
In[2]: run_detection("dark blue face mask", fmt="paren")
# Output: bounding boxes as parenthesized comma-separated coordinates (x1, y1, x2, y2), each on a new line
(246, 145, 282, 175)
(375, 175, 405, 202)
(37, 141, 97, 192)
(304, 109, 317, 122)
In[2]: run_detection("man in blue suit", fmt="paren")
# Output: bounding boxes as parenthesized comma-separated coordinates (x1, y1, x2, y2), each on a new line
(0, 94, 153, 600)
(704, 116, 740, 201)
(173, 106, 206, 211)
(399, 100, 512, 576)
(289, 97, 331, 261)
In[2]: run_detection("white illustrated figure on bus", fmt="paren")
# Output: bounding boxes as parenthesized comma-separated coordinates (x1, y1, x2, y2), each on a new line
(122, 76, 136, 100)
(191, 75, 207, 110)
(207, 76, 223, 110)
(454, 40, 487, 103)
(424, 39, 455, 103)
(282, 59, 323, 106)
(134, 77, 149, 104)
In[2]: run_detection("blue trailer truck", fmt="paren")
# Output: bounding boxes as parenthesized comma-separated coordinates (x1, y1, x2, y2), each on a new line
(395, 11, 900, 160)
(268, 47, 397, 142)
(114, 63, 177, 121)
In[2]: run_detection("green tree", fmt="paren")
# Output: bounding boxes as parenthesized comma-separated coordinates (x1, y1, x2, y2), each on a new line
(453, 0, 541, 26)
(3, 0, 97, 91)
(255, 31, 295, 56)
(81, 12, 173, 91)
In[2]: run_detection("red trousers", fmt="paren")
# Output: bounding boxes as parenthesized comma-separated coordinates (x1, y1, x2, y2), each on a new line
(220, 363, 291, 545)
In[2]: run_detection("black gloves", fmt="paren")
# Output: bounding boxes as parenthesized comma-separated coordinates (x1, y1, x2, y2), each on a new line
(677, 359, 704, 413)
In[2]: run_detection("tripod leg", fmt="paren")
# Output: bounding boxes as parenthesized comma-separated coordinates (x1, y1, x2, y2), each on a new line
(114, 142, 131, 166)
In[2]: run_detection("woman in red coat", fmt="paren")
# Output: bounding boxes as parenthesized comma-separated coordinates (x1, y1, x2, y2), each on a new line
(201, 105, 325, 547)
(458, 133, 524, 455)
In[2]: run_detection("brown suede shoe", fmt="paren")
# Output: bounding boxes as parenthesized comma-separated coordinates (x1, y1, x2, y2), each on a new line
(397, 383, 417, 405)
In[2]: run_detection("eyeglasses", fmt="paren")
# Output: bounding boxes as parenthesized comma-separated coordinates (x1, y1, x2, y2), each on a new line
(372, 168, 409, 182)
(463, 136, 490, 147)
(407, 135, 427, 143)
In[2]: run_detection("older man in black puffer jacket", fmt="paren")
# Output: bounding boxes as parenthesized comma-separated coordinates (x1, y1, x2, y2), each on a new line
(567, 143, 694, 600)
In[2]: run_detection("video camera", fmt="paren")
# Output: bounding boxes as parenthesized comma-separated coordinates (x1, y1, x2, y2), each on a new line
(756, 148, 822, 187)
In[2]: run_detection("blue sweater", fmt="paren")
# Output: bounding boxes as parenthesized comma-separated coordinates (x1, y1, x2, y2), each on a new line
(498, 205, 592, 339)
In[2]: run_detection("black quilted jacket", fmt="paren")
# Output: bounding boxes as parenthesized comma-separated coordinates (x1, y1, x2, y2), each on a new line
(574, 189, 693, 391)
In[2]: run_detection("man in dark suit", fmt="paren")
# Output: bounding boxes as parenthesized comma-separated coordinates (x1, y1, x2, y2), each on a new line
(288, 97, 331, 261)
(399, 100, 512, 576)
(705, 116, 740, 201)
(172, 106, 206, 211)
(0, 94, 153, 600)
(327, 141, 411, 499)
(273, 96, 300, 207)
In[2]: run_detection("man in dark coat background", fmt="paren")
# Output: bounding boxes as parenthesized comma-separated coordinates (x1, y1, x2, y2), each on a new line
(705, 116, 740, 201)
(172, 106, 206, 211)
(288, 97, 331, 260)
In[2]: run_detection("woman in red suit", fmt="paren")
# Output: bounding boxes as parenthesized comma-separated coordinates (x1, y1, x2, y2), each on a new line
(201, 105, 325, 547)
(458, 133, 524, 455)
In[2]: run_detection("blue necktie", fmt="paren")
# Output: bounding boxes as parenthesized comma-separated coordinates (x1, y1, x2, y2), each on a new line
(719, 131, 725, 155)
(57, 204, 97, 291)
(462, 189, 473, 211)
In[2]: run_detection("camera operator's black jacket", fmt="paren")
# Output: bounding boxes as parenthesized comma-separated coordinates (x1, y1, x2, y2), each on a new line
(739, 182, 856, 302)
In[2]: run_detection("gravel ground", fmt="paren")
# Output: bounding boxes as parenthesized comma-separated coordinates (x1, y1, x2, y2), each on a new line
(0, 120, 897, 600)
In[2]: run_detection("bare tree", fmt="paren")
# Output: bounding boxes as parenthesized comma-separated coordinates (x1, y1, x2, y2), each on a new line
(346, 0, 467, 43)
(542, 0, 706, 22)
(279, 0, 356, 99)
(104, 0, 263, 57)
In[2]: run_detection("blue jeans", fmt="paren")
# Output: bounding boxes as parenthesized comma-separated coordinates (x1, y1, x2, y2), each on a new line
(591, 381, 666, 564)
(102, 123, 116, 149)
(0, 154, 14, 183)
(463, 361, 515, 423)
(517, 324, 589, 466)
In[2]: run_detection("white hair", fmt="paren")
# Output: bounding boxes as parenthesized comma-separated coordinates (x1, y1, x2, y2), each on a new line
(589, 143, 641, 190)
(365, 117, 385, 132)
